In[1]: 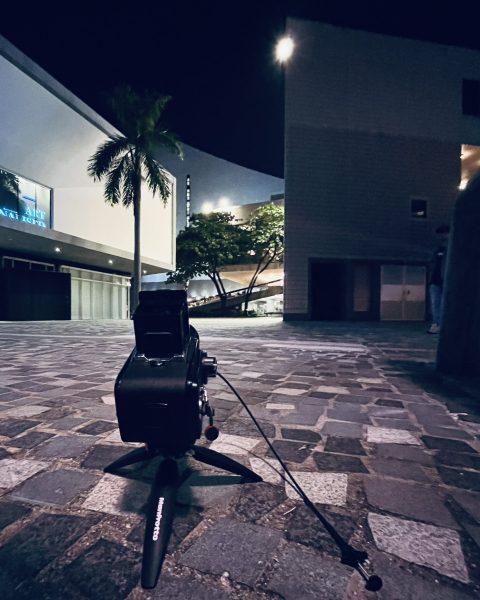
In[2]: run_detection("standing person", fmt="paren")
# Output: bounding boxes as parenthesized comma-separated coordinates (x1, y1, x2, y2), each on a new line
(427, 224, 450, 333)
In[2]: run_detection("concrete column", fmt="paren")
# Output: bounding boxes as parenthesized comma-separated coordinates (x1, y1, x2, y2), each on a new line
(437, 173, 480, 375)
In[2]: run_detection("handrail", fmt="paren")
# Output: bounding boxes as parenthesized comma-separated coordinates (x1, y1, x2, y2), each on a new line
(188, 279, 283, 306)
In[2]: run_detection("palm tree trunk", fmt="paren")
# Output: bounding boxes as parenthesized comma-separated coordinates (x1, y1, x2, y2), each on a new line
(132, 164, 142, 315)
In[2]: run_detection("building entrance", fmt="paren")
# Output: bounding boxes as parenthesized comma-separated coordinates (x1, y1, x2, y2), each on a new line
(310, 262, 345, 320)
(380, 265, 426, 320)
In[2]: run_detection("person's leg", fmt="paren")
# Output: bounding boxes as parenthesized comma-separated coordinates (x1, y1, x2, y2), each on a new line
(429, 284, 442, 332)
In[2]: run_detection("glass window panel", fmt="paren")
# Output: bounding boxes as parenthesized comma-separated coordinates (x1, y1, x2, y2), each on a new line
(0, 168, 51, 228)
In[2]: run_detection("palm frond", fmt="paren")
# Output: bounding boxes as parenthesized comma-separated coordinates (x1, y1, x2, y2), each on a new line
(121, 164, 138, 208)
(141, 155, 171, 203)
(87, 136, 131, 180)
(104, 154, 131, 205)
(150, 129, 183, 159)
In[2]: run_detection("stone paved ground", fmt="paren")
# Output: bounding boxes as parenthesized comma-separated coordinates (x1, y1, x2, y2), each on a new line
(0, 317, 480, 600)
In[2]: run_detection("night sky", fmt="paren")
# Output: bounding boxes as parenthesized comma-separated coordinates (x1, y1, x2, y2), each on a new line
(2, 1, 479, 178)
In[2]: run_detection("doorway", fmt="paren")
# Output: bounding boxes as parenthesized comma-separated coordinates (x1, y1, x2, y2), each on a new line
(310, 262, 345, 320)
(380, 265, 426, 320)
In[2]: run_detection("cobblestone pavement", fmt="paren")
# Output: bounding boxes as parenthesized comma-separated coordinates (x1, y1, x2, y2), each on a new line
(0, 317, 480, 600)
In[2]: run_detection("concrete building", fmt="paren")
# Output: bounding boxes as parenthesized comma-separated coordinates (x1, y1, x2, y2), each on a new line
(284, 19, 480, 321)
(0, 36, 176, 320)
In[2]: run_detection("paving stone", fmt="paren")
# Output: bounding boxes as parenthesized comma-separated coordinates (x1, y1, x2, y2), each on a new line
(324, 436, 366, 455)
(77, 420, 117, 435)
(450, 490, 480, 523)
(266, 542, 351, 600)
(52, 417, 94, 432)
(286, 503, 356, 557)
(316, 385, 350, 394)
(435, 450, 480, 470)
(234, 482, 286, 522)
(273, 387, 307, 396)
(249, 457, 283, 484)
(364, 477, 458, 528)
(266, 402, 295, 409)
(267, 439, 313, 463)
(63, 538, 141, 599)
(82, 473, 149, 515)
(82, 406, 117, 421)
(373, 418, 419, 430)
(177, 472, 240, 507)
(220, 418, 275, 438)
(151, 575, 230, 600)
(308, 391, 336, 399)
(180, 517, 282, 585)
(278, 409, 323, 426)
(81, 443, 130, 470)
(285, 472, 348, 506)
(0, 419, 40, 437)
(33, 434, 98, 458)
(368, 512, 469, 583)
(335, 394, 371, 404)
(374, 443, 434, 465)
(368, 457, 431, 482)
(327, 407, 372, 424)
(2, 405, 51, 418)
(10, 469, 100, 506)
(421, 436, 477, 453)
(103, 429, 123, 443)
(367, 407, 410, 419)
(375, 399, 405, 407)
(321, 421, 364, 438)
(281, 428, 321, 443)
(313, 451, 368, 473)
(208, 433, 259, 455)
(437, 466, 480, 492)
(0, 513, 100, 586)
(366, 426, 420, 445)
(6, 430, 54, 449)
(0, 500, 31, 530)
(423, 425, 474, 441)
(0, 458, 48, 488)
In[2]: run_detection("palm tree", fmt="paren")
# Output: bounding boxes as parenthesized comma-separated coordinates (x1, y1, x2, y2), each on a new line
(88, 85, 182, 312)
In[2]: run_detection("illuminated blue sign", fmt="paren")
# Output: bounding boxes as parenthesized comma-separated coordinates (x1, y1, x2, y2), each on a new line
(0, 206, 47, 228)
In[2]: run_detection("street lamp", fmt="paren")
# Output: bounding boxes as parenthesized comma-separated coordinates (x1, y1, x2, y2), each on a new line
(275, 35, 294, 63)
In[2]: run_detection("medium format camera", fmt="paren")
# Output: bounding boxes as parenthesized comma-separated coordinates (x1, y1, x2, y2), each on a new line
(114, 289, 217, 455)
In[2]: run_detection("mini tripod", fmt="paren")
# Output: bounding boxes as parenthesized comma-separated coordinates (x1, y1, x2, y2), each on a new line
(104, 440, 262, 588)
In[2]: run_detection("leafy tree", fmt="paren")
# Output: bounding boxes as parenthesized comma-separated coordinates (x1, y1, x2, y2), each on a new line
(168, 212, 249, 309)
(242, 203, 284, 313)
(88, 85, 182, 312)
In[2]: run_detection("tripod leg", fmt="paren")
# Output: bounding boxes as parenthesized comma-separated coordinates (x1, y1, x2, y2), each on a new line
(141, 458, 179, 589)
(104, 446, 151, 473)
(192, 445, 262, 482)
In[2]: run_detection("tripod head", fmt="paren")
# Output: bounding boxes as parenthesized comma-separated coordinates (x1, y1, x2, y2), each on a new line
(114, 290, 217, 455)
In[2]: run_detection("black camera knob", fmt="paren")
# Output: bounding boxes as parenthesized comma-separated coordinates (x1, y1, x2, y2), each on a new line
(204, 425, 219, 441)
(201, 356, 217, 378)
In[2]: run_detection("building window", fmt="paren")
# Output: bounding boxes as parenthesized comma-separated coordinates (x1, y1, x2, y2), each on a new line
(411, 198, 427, 219)
(1, 256, 55, 271)
(0, 168, 51, 228)
(463, 79, 480, 117)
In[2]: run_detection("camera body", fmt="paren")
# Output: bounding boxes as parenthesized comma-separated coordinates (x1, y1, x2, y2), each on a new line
(114, 290, 216, 455)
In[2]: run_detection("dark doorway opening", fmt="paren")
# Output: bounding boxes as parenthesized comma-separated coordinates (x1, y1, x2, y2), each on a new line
(310, 262, 345, 320)
(0, 269, 71, 320)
